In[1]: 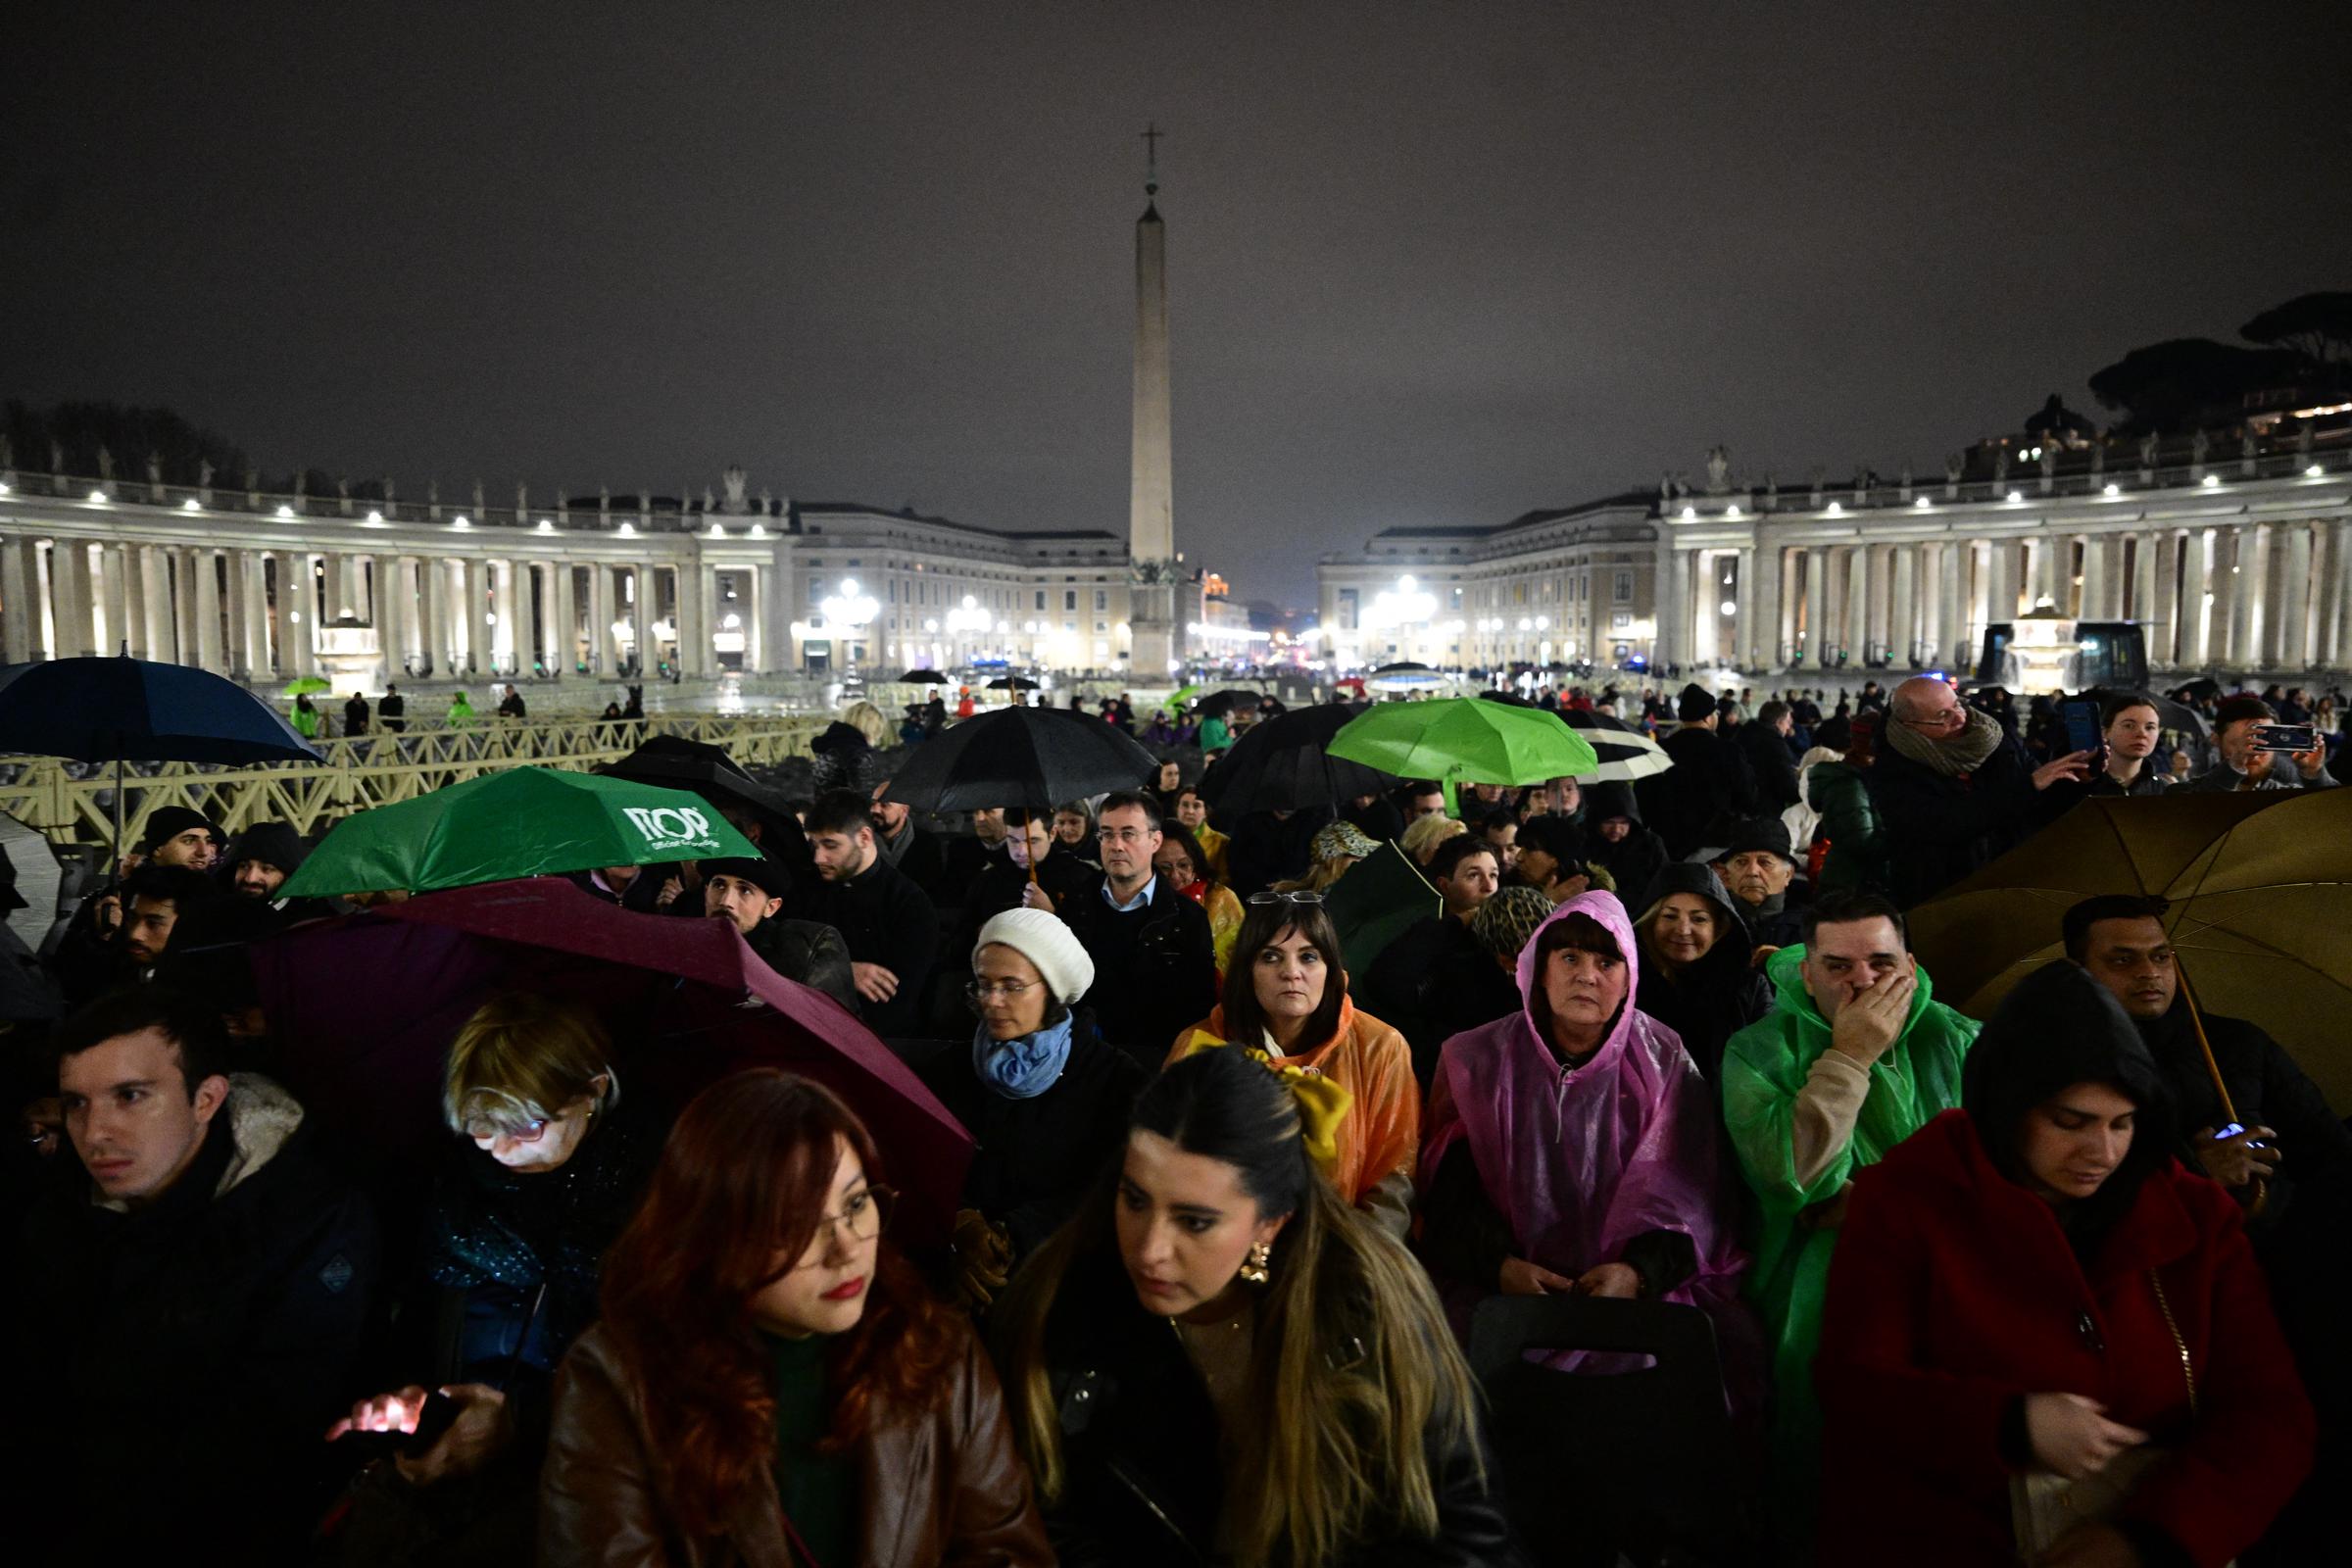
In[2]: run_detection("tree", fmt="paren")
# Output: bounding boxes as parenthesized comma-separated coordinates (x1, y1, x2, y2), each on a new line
(2240, 291, 2352, 368)
(2085, 338, 2304, 434)
(3, 400, 247, 485)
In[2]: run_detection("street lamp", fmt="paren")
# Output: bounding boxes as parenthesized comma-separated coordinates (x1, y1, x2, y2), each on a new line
(818, 577, 879, 678)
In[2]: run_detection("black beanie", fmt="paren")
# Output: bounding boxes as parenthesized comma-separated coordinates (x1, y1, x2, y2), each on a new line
(141, 807, 223, 853)
(229, 820, 310, 875)
(1676, 683, 1717, 723)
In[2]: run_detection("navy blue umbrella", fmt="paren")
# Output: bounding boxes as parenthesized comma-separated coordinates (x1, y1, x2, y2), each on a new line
(0, 655, 322, 856)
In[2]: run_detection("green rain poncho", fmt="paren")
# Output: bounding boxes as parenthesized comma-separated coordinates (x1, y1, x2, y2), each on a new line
(1721, 943, 1976, 1533)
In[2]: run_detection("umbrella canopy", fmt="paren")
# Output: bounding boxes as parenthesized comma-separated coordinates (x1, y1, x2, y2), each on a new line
(1199, 703, 1396, 813)
(598, 736, 808, 847)
(1195, 687, 1266, 719)
(0, 656, 320, 765)
(282, 675, 334, 697)
(280, 766, 760, 899)
(1330, 698, 1599, 814)
(897, 668, 952, 684)
(984, 675, 1041, 692)
(1561, 710, 1673, 782)
(1368, 665, 1451, 692)
(1907, 791, 2352, 1110)
(1325, 841, 1442, 980)
(251, 878, 972, 1241)
(882, 704, 1158, 815)
(0, 810, 63, 952)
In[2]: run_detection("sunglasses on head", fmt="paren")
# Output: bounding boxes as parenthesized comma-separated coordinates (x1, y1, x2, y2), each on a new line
(1246, 890, 1323, 906)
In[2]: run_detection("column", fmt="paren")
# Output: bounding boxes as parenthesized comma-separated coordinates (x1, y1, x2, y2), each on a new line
(745, 565, 767, 674)
(138, 546, 173, 662)
(585, 564, 610, 674)
(0, 539, 37, 662)
(51, 542, 98, 659)
(394, 559, 422, 672)
(2328, 524, 2352, 671)
(514, 561, 541, 677)
(1801, 548, 1827, 667)
(2131, 533, 2160, 646)
(175, 549, 203, 668)
(489, 560, 515, 673)
(690, 562, 719, 677)
(2281, 525, 2315, 670)
(1889, 545, 1917, 665)
(627, 563, 652, 675)
(423, 557, 452, 676)
(549, 563, 579, 676)
(1733, 544, 1758, 669)
(1937, 541, 1965, 669)
(98, 543, 130, 657)
(2226, 528, 2259, 668)
(462, 558, 491, 675)
(193, 550, 224, 671)
(242, 551, 273, 675)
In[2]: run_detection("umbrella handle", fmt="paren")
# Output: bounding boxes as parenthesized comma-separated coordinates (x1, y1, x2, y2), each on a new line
(2171, 959, 2242, 1130)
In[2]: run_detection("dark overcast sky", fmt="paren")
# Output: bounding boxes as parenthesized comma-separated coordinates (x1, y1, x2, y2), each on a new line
(10, 2, 2350, 605)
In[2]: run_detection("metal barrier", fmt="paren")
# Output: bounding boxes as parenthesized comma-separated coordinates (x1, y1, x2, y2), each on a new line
(0, 713, 832, 848)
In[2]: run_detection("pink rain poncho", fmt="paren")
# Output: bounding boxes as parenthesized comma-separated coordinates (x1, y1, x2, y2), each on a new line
(1420, 889, 1759, 1397)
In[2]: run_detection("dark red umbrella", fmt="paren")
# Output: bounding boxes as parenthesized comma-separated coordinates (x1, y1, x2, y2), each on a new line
(251, 877, 972, 1241)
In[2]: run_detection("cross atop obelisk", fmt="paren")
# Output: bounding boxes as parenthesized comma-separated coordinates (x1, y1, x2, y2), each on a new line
(1128, 123, 1178, 673)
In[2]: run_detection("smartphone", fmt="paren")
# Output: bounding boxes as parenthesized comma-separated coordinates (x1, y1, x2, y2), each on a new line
(2255, 723, 2317, 754)
(331, 1389, 462, 1462)
(2059, 698, 2103, 758)
(2212, 1122, 2270, 1151)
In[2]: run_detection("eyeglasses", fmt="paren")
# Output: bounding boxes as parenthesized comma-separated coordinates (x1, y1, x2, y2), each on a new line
(465, 1115, 551, 1143)
(792, 1185, 896, 1266)
(966, 977, 1040, 1003)
(1098, 826, 1155, 845)
(1247, 890, 1324, 906)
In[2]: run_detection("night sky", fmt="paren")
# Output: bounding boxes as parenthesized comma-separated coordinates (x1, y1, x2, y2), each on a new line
(11, 2, 2349, 606)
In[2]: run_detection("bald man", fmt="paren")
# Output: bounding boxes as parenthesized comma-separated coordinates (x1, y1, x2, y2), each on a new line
(1863, 676, 2089, 907)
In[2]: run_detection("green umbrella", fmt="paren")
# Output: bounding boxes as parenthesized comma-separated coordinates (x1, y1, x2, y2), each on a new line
(280, 766, 760, 899)
(1328, 697, 1598, 815)
(1326, 841, 1442, 979)
(282, 676, 333, 697)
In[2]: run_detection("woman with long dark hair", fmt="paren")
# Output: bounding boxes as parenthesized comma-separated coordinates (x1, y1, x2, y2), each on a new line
(1165, 896, 1420, 1238)
(993, 1048, 1519, 1568)
(539, 1070, 1050, 1567)
(1815, 962, 2314, 1567)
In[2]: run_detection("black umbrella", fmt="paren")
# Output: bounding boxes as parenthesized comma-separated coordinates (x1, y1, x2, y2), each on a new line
(1478, 690, 1536, 709)
(1370, 662, 1436, 674)
(1199, 703, 1397, 813)
(597, 734, 810, 864)
(882, 706, 1156, 816)
(897, 669, 952, 685)
(984, 675, 1041, 692)
(1195, 687, 1265, 719)
(1560, 710, 1672, 781)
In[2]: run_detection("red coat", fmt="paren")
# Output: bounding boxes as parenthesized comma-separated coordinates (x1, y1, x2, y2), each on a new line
(1815, 1109, 2313, 1568)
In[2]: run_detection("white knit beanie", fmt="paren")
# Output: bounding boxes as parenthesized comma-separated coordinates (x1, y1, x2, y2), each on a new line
(974, 907, 1096, 1004)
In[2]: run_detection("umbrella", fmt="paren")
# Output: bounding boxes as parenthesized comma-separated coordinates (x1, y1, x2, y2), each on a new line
(250, 878, 972, 1242)
(897, 669, 951, 684)
(1329, 698, 1600, 815)
(1907, 791, 2352, 1111)
(984, 675, 1040, 692)
(597, 734, 810, 864)
(1195, 688, 1265, 719)
(1199, 703, 1396, 813)
(1325, 841, 1441, 980)
(882, 705, 1156, 816)
(282, 675, 333, 697)
(1368, 662, 1450, 693)
(279, 766, 760, 899)
(0, 654, 322, 858)
(0, 810, 63, 953)
(1562, 710, 1673, 782)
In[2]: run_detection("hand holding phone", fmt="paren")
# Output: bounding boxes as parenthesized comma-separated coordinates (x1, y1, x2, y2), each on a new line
(2254, 723, 2318, 754)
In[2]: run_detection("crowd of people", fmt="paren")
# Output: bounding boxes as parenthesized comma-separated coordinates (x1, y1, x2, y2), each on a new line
(5, 668, 2344, 1565)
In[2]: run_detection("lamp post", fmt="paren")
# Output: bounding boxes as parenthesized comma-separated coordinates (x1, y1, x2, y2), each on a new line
(818, 577, 879, 680)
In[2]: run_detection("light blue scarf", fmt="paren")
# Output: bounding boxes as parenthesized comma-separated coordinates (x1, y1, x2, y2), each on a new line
(973, 1013, 1075, 1100)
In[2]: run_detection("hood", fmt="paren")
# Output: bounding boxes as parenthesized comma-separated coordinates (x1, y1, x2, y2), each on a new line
(1583, 779, 1642, 827)
(1513, 888, 1642, 1061)
(1631, 861, 1753, 989)
(1963, 960, 2175, 1197)
(92, 1071, 304, 1214)
(1760, 940, 1940, 1040)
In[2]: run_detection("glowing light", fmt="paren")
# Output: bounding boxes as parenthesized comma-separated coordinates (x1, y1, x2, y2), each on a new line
(1826, 501, 1843, 516)
(183, 498, 203, 513)
(2309, 466, 2327, 478)
(1727, 505, 1743, 519)
(2006, 490, 2023, 503)
(616, 521, 635, 537)
(87, 489, 108, 504)
(276, 504, 295, 517)
(1719, 600, 1738, 616)
(722, 612, 741, 630)
(2103, 483, 2121, 497)
(2201, 474, 2221, 488)
(536, 519, 554, 533)
(1914, 496, 1932, 510)
(1681, 506, 1696, 520)
(453, 514, 471, 528)
(708, 522, 725, 538)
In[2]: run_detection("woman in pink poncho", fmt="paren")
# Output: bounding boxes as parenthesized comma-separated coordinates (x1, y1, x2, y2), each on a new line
(1417, 889, 1759, 1406)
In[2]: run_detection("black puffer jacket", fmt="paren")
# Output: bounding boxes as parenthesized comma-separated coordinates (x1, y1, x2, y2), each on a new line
(1004, 1248, 1525, 1568)
(1629, 862, 1773, 1082)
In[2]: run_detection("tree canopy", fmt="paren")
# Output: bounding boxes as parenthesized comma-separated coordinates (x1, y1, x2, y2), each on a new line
(2240, 292, 2352, 367)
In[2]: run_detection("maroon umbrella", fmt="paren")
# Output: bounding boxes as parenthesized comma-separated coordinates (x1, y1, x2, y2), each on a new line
(251, 877, 972, 1242)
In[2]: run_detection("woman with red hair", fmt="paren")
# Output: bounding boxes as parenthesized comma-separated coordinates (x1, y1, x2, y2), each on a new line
(539, 1069, 1051, 1567)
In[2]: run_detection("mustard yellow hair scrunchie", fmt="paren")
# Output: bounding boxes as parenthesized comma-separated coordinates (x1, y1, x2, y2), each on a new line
(1174, 1032, 1356, 1175)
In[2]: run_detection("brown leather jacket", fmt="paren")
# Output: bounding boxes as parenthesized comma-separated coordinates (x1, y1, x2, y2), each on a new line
(539, 1319, 1054, 1567)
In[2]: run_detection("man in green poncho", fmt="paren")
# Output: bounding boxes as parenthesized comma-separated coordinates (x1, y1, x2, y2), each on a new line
(1722, 888, 1976, 1554)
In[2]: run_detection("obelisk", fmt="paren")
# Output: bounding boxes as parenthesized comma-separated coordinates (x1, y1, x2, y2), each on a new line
(1128, 123, 1179, 676)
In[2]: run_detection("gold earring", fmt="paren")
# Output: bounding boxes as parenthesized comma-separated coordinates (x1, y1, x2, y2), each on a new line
(1239, 1241, 1272, 1286)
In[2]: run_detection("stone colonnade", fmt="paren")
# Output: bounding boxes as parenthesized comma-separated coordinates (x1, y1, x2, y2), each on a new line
(1661, 516, 2352, 673)
(0, 538, 771, 683)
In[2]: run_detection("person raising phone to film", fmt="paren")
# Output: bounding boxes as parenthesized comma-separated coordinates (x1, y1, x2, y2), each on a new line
(2181, 694, 2337, 794)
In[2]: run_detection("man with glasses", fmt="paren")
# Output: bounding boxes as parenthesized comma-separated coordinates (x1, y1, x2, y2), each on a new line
(1866, 675, 2090, 907)
(1054, 791, 1216, 1067)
